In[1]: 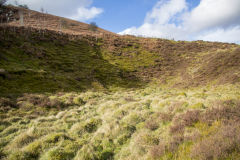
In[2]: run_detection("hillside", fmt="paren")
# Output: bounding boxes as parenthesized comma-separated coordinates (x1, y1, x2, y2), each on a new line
(0, 24, 239, 94)
(0, 6, 240, 160)
(101, 35, 239, 86)
(0, 6, 115, 36)
(0, 26, 140, 95)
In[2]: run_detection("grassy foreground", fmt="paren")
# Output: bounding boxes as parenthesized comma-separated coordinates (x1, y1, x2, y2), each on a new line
(1, 84, 240, 160)
(0, 25, 240, 160)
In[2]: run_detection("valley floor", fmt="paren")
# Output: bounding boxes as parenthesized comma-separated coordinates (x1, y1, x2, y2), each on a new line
(1, 84, 240, 160)
(0, 7, 240, 160)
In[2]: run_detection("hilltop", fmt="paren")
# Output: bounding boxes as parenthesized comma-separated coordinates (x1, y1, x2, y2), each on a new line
(0, 5, 240, 160)
(0, 5, 115, 36)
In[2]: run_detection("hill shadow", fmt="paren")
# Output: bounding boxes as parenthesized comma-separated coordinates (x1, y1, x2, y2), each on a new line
(0, 26, 145, 96)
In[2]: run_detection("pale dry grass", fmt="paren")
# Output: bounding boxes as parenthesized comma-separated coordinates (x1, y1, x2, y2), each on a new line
(0, 84, 240, 159)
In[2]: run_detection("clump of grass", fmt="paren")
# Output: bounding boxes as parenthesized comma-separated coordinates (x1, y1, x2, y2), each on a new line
(75, 138, 114, 160)
(7, 131, 35, 149)
(178, 92, 187, 97)
(145, 118, 159, 130)
(8, 151, 33, 160)
(85, 118, 102, 132)
(191, 122, 240, 160)
(122, 113, 144, 126)
(150, 143, 166, 159)
(73, 96, 85, 105)
(168, 135, 184, 152)
(0, 98, 17, 111)
(8, 140, 43, 160)
(158, 112, 173, 123)
(170, 110, 201, 134)
(1, 126, 19, 136)
(200, 100, 240, 124)
(40, 147, 74, 160)
(189, 102, 206, 109)
(44, 133, 69, 144)
(70, 118, 102, 136)
(18, 94, 66, 109)
(0, 148, 6, 159)
(22, 140, 42, 159)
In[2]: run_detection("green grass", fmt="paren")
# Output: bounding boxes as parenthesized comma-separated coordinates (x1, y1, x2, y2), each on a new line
(0, 84, 240, 159)
(0, 27, 141, 95)
(1, 26, 240, 159)
(102, 46, 159, 72)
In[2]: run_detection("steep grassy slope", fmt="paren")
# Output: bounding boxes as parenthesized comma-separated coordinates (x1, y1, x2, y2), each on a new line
(0, 26, 139, 95)
(101, 36, 240, 86)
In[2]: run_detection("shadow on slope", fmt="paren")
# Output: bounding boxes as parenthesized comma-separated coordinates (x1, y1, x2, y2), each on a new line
(0, 26, 143, 95)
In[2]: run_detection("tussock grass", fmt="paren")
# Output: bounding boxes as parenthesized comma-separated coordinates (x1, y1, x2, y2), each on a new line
(0, 84, 240, 159)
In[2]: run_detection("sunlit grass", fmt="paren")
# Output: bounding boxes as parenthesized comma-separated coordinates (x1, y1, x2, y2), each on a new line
(0, 84, 239, 159)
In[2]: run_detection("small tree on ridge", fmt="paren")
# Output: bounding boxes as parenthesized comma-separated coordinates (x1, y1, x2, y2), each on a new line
(89, 22, 98, 32)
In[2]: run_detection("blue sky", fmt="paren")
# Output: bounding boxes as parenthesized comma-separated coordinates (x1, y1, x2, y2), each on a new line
(7, 0, 240, 43)
(89, 0, 200, 33)
(7, 0, 200, 33)
(90, 0, 162, 33)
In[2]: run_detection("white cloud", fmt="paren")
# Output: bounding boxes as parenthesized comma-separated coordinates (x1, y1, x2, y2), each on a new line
(120, 0, 240, 43)
(197, 27, 240, 43)
(70, 7, 103, 21)
(119, 0, 187, 40)
(183, 0, 240, 32)
(7, 0, 103, 21)
(144, 0, 187, 25)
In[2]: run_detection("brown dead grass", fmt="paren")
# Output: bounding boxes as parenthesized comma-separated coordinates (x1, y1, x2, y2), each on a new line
(200, 100, 240, 124)
(191, 47, 240, 86)
(101, 34, 239, 86)
(191, 122, 240, 160)
(170, 110, 201, 134)
(2, 5, 115, 37)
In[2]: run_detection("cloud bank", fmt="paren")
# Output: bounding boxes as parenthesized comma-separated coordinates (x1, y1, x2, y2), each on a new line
(119, 0, 240, 43)
(7, 0, 103, 21)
